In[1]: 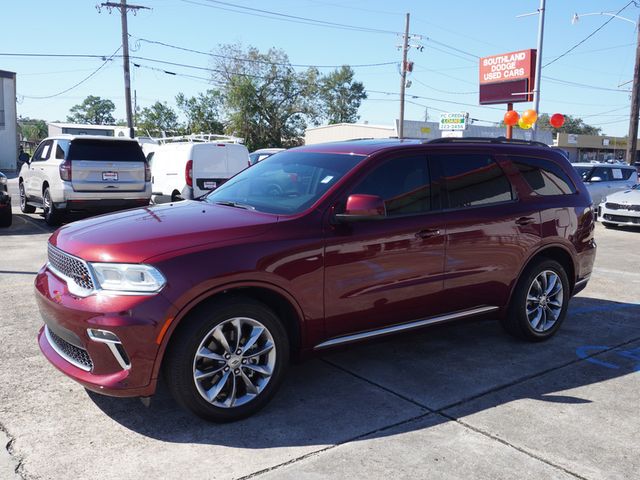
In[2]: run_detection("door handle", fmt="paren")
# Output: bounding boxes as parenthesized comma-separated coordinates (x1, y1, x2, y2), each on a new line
(416, 228, 441, 239)
(515, 216, 536, 226)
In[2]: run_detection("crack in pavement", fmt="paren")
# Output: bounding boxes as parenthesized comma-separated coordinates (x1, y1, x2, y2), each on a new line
(0, 421, 30, 480)
(242, 336, 640, 480)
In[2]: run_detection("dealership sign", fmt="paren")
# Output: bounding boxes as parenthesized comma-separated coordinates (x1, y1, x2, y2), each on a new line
(479, 49, 536, 105)
(439, 112, 469, 131)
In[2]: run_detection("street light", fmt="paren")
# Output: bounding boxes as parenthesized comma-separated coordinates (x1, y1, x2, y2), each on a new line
(572, 11, 640, 165)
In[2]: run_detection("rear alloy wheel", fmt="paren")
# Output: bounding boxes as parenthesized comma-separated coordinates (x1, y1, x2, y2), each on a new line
(19, 183, 35, 214)
(502, 259, 569, 341)
(164, 297, 289, 422)
(43, 187, 63, 226)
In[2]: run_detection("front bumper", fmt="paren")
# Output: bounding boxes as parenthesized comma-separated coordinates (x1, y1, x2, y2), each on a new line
(598, 202, 640, 226)
(35, 264, 176, 397)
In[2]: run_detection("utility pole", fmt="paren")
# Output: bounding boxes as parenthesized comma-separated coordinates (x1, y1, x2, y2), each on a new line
(626, 14, 640, 165)
(398, 13, 410, 139)
(98, 0, 149, 139)
(531, 0, 546, 141)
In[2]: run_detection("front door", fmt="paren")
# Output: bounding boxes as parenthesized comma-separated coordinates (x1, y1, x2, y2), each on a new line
(323, 153, 446, 340)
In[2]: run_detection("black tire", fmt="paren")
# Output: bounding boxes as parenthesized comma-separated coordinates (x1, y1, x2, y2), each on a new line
(602, 222, 615, 229)
(0, 208, 11, 228)
(43, 187, 63, 226)
(501, 259, 570, 342)
(163, 296, 289, 422)
(19, 183, 36, 214)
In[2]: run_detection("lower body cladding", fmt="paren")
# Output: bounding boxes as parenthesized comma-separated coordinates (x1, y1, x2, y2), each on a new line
(35, 266, 177, 397)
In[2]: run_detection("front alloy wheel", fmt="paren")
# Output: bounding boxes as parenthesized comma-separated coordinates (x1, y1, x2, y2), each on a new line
(164, 297, 289, 422)
(193, 317, 276, 408)
(525, 270, 564, 333)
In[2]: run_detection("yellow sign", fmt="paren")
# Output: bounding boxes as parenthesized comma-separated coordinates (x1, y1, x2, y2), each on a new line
(420, 127, 431, 134)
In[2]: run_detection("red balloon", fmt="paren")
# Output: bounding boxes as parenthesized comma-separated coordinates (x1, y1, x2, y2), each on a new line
(504, 110, 519, 126)
(550, 113, 565, 128)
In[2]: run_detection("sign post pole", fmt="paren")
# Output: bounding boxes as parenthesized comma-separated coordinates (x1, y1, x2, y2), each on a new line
(506, 103, 513, 140)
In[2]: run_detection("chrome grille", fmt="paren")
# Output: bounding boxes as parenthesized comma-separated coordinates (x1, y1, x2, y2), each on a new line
(603, 214, 640, 224)
(46, 327, 93, 371)
(48, 244, 94, 291)
(605, 202, 640, 212)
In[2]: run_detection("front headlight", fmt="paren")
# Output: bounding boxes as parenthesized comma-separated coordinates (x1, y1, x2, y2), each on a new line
(601, 196, 607, 205)
(0, 176, 6, 185)
(90, 263, 166, 294)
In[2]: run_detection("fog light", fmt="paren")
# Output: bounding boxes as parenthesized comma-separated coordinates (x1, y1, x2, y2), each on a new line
(87, 329, 131, 370)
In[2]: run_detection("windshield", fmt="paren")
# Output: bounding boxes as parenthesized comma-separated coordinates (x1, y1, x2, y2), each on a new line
(573, 166, 593, 181)
(204, 150, 365, 214)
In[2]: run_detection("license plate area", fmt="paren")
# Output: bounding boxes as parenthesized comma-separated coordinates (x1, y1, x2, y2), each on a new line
(102, 171, 118, 181)
(203, 181, 217, 189)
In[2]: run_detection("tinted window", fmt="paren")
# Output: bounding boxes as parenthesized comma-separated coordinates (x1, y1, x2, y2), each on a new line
(574, 166, 593, 181)
(609, 167, 635, 181)
(68, 140, 145, 162)
(437, 154, 512, 208)
(33, 140, 53, 162)
(205, 151, 365, 214)
(55, 139, 70, 160)
(351, 155, 432, 216)
(512, 157, 576, 196)
(591, 167, 611, 182)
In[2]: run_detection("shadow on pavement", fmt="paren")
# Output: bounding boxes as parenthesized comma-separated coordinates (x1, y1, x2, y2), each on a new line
(87, 295, 640, 448)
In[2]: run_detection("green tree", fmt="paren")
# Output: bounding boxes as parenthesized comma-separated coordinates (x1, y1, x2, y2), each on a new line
(18, 117, 48, 144)
(67, 95, 116, 125)
(176, 90, 224, 134)
(319, 66, 367, 124)
(213, 44, 320, 150)
(136, 101, 181, 136)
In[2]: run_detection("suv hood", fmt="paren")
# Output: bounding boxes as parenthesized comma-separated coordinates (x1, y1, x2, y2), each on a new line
(50, 201, 278, 263)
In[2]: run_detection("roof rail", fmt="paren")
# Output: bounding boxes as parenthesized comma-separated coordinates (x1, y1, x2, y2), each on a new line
(425, 136, 549, 148)
(153, 133, 244, 145)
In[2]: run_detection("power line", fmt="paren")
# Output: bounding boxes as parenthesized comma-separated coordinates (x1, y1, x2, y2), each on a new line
(20, 47, 121, 99)
(132, 36, 397, 69)
(543, 0, 636, 68)
(412, 78, 477, 95)
(368, 89, 504, 111)
(543, 75, 632, 92)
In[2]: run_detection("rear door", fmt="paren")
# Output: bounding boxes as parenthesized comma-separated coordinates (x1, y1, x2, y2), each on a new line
(68, 139, 146, 192)
(193, 144, 229, 197)
(435, 151, 542, 313)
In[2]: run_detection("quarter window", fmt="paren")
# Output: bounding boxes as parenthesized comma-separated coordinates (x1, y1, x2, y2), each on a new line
(351, 155, 433, 216)
(512, 157, 576, 196)
(437, 154, 513, 209)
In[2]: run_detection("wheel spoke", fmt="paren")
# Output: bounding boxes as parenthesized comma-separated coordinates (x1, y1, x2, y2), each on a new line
(526, 303, 538, 316)
(194, 365, 225, 380)
(545, 274, 558, 295)
(243, 363, 272, 376)
(245, 342, 274, 358)
(196, 347, 226, 362)
(548, 299, 562, 308)
(224, 373, 237, 407)
(527, 294, 538, 302)
(231, 318, 243, 352)
(239, 369, 259, 395)
(242, 326, 264, 354)
(206, 370, 231, 402)
(530, 307, 543, 330)
(212, 327, 232, 354)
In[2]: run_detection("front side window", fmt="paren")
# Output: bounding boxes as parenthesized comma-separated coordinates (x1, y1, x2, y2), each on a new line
(512, 157, 576, 196)
(204, 151, 365, 215)
(591, 167, 612, 182)
(33, 140, 53, 162)
(350, 155, 433, 216)
(436, 154, 513, 209)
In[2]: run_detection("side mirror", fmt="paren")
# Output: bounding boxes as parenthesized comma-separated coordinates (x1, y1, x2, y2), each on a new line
(335, 194, 386, 222)
(589, 176, 602, 183)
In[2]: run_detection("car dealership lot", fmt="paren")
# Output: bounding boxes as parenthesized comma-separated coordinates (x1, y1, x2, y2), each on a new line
(1, 207, 638, 480)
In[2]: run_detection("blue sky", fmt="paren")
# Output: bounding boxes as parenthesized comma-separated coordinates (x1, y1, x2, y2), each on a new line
(1, 0, 637, 136)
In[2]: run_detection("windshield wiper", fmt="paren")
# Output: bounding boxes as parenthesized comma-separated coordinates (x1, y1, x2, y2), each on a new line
(214, 201, 255, 210)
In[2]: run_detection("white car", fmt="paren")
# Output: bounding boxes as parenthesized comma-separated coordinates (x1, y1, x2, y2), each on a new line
(249, 148, 285, 165)
(573, 162, 638, 206)
(19, 135, 151, 225)
(598, 184, 640, 228)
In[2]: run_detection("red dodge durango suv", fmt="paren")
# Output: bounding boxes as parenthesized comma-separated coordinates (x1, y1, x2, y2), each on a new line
(36, 138, 596, 422)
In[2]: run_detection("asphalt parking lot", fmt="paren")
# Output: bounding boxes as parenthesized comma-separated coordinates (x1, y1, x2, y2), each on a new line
(1, 179, 639, 480)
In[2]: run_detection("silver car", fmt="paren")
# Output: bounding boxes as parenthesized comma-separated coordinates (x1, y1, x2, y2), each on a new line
(599, 184, 640, 228)
(573, 162, 638, 206)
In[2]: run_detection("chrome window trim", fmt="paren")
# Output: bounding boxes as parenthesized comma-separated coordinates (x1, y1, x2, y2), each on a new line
(313, 306, 499, 350)
(44, 325, 92, 372)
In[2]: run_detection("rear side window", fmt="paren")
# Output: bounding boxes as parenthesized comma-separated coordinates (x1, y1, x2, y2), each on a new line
(512, 157, 576, 196)
(436, 154, 513, 209)
(609, 167, 635, 181)
(68, 140, 145, 162)
(351, 155, 433, 216)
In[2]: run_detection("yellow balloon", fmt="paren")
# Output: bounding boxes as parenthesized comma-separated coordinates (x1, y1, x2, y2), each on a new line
(518, 118, 532, 130)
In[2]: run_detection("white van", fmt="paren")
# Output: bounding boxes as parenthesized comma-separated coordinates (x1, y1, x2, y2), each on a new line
(149, 142, 250, 203)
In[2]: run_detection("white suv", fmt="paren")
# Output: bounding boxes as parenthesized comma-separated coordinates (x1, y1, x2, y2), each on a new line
(572, 162, 638, 206)
(19, 135, 151, 225)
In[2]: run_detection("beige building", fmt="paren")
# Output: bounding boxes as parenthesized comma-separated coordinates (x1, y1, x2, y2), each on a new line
(47, 122, 130, 138)
(554, 133, 639, 164)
